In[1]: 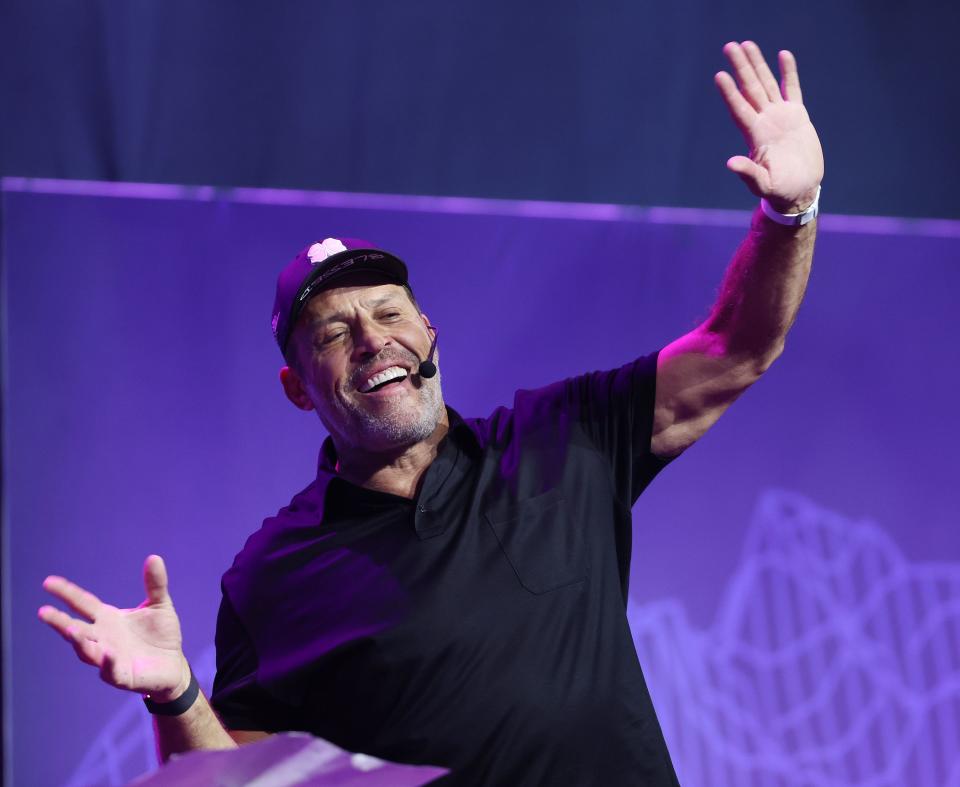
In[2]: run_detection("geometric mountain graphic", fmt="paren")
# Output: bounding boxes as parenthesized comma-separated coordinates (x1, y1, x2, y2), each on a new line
(65, 490, 960, 785)
(631, 489, 960, 787)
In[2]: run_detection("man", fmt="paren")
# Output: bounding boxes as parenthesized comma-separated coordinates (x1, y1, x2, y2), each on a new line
(39, 41, 823, 784)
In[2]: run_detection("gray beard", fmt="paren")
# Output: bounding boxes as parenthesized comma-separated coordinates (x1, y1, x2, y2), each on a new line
(340, 364, 445, 449)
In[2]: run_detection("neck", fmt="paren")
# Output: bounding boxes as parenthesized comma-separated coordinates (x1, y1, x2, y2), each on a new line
(334, 413, 450, 499)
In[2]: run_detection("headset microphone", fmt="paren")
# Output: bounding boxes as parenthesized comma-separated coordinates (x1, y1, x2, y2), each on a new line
(418, 326, 439, 379)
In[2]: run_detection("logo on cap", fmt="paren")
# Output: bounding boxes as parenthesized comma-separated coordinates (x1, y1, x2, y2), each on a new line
(307, 238, 348, 265)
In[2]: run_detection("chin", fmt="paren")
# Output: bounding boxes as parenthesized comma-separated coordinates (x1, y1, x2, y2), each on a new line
(334, 394, 444, 452)
(354, 408, 441, 450)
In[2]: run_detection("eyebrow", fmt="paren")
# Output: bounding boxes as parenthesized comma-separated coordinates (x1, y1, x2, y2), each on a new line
(306, 294, 403, 328)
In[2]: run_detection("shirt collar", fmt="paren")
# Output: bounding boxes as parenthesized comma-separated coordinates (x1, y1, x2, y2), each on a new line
(316, 406, 480, 479)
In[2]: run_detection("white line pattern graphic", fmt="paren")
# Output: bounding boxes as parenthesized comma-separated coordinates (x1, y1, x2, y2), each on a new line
(631, 490, 960, 787)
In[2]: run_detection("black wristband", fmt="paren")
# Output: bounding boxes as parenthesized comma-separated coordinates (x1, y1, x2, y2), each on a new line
(143, 670, 200, 716)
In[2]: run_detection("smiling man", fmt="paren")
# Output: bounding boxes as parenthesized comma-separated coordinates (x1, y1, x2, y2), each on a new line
(39, 41, 823, 785)
(276, 249, 449, 495)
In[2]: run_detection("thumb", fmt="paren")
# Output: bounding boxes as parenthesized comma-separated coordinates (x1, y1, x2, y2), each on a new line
(726, 155, 764, 198)
(143, 554, 171, 606)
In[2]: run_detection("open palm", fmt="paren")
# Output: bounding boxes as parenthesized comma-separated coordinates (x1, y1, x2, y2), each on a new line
(39, 555, 190, 698)
(716, 41, 824, 212)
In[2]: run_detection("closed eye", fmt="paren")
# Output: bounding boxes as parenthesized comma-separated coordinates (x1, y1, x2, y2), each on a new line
(318, 330, 347, 346)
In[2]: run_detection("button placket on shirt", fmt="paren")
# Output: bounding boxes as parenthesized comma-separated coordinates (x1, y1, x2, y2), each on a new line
(413, 432, 469, 540)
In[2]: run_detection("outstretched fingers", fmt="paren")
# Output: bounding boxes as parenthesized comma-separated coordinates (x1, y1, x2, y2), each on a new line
(714, 70, 756, 135)
(722, 41, 769, 110)
(37, 605, 102, 665)
(778, 49, 803, 103)
(741, 41, 781, 103)
(725, 156, 766, 197)
(42, 575, 104, 621)
(142, 554, 170, 606)
(38, 604, 88, 641)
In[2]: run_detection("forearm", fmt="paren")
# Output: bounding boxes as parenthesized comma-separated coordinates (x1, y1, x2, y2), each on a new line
(151, 679, 238, 762)
(702, 207, 817, 366)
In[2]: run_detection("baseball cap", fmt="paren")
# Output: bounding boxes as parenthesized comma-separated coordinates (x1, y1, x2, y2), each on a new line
(271, 237, 409, 356)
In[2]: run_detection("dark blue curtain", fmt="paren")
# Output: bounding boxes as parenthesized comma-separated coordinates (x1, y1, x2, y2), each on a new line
(1, 0, 957, 218)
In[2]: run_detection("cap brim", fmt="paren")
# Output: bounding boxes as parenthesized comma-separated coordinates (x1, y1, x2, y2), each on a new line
(283, 248, 409, 353)
(296, 248, 407, 303)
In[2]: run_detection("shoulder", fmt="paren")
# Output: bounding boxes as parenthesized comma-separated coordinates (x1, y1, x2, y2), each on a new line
(223, 476, 332, 589)
(460, 352, 659, 453)
(514, 352, 659, 425)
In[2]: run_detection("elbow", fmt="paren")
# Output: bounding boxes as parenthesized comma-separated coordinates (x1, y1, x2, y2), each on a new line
(754, 340, 785, 375)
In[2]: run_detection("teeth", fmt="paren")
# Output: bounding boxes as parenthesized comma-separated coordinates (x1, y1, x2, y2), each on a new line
(361, 366, 408, 393)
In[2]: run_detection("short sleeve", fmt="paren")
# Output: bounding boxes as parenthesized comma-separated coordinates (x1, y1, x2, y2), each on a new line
(567, 350, 672, 505)
(210, 589, 303, 732)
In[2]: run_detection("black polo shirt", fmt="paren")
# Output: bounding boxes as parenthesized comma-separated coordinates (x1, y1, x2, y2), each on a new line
(211, 352, 680, 785)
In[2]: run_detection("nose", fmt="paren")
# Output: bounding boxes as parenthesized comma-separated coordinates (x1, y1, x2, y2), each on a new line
(350, 317, 389, 360)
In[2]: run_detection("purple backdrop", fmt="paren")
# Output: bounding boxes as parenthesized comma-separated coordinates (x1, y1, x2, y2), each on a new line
(4, 179, 959, 786)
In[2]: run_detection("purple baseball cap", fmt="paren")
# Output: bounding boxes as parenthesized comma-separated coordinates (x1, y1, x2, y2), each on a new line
(271, 237, 409, 355)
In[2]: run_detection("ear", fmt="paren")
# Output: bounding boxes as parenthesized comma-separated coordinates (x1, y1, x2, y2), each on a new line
(279, 366, 315, 412)
(420, 312, 434, 334)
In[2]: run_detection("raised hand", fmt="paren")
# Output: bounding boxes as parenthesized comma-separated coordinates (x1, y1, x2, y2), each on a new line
(38, 555, 191, 701)
(715, 41, 824, 213)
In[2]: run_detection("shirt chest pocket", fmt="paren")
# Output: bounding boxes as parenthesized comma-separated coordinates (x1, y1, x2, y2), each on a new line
(484, 489, 588, 595)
